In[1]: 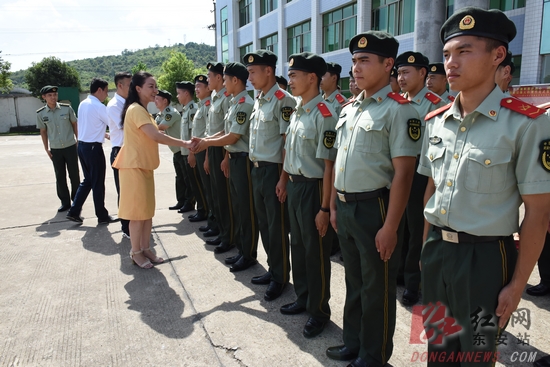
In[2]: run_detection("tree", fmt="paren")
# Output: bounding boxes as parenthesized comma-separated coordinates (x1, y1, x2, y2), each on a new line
(132, 61, 148, 74)
(0, 51, 14, 94)
(157, 52, 207, 99)
(25, 56, 81, 97)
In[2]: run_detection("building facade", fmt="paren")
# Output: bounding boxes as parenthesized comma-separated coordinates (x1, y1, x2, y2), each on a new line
(214, 0, 550, 95)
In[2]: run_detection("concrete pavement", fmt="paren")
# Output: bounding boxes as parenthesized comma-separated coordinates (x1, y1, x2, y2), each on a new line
(0, 134, 548, 367)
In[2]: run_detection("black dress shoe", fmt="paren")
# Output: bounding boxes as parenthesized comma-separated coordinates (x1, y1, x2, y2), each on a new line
(199, 225, 210, 232)
(347, 357, 370, 367)
(205, 238, 221, 246)
(251, 272, 272, 285)
(214, 242, 234, 254)
(326, 345, 358, 361)
(534, 355, 550, 367)
(169, 203, 184, 210)
(526, 283, 550, 296)
(264, 280, 285, 301)
(303, 317, 327, 338)
(66, 213, 83, 224)
(177, 203, 195, 213)
(280, 301, 306, 315)
(189, 214, 207, 222)
(203, 229, 220, 237)
(58, 204, 71, 212)
(98, 215, 121, 225)
(402, 289, 420, 306)
(225, 254, 242, 265)
(230, 257, 257, 272)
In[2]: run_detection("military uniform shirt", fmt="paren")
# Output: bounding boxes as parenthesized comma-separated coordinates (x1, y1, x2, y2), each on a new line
(249, 83, 297, 163)
(180, 100, 197, 155)
(284, 94, 337, 178)
(324, 89, 348, 116)
(207, 88, 230, 136)
(418, 86, 550, 236)
(36, 102, 77, 149)
(440, 91, 455, 104)
(224, 90, 254, 153)
(334, 85, 421, 193)
(156, 105, 182, 154)
(192, 96, 211, 139)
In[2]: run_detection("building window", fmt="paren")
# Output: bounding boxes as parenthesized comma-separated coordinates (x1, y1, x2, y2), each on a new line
(340, 77, 351, 98)
(220, 6, 229, 63)
(288, 21, 311, 55)
(446, 0, 454, 20)
(489, 0, 525, 11)
(372, 0, 415, 35)
(261, 0, 278, 16)
(239, 0, 252, 27)
(541, 0, 550, 55)
(240, 43, 253, 63)
(541, 55, 550, 83)
(261, 33, 279, 55)
(511, 55, 521, 86)
(323, 3, 357, 52)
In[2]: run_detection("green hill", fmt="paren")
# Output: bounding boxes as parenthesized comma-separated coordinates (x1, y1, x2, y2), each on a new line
(10, 42, 215, 89)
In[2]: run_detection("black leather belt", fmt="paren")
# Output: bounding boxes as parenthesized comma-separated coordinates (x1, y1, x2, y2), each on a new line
(433, 226, 511, 244)
(228, 152, 248, 159)
(252, 161, 277, 168)
(79, 141, 102, 146)
(336, 187, 388, 202)
(288, 175, 320, 183)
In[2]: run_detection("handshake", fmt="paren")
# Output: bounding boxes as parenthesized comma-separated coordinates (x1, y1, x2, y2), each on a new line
(184, 136, 209, 153)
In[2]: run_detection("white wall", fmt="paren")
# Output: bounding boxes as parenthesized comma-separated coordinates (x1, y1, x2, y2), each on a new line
(0, 95, 44, 133)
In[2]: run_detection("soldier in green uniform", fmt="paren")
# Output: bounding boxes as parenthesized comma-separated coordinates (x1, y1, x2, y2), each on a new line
(426, 63, 455, 103)
(36, 85, 80, 212)
(276, 75, 288, 91)
(419, 8, 550, 366)
(326, 31, 420, 367)
(175, 81, 207, 222)
(194, 62, 259, 271)
(495, 50, 515, 93)
(155, 90, 194, 212)
(349, 69, 362, 98)
(281, 52, 337, 338)
(395, 51, 447, 306)
(244, 50, 297, 301)
(204, 62, 234, 253)
(321, 62, 348, 115)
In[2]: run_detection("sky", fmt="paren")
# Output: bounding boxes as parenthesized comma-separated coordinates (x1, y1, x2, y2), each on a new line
(0, 0, 216, 72)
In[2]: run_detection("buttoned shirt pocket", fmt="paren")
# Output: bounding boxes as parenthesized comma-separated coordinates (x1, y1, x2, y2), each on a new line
(257, 111, 279, 136)
(465, 148, 512, 193)
(295, 127, 317, 157)
(427, 145, 446, 186)
(354, 119, 383, 153)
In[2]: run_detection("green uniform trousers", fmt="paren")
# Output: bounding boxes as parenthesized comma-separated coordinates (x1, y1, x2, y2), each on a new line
(287, 179, 332, 321)
(182, 154, 207, 217)
(195, 150, 218, 231)
(207, 147, 234, 244)
(51, 144, 80, 207)
(337, 189, 403, 367)
(229, 154, 258, 260)
(173, 151, 194, 207)
(421, 229, 517, 367)
(251, 163, 290, 284)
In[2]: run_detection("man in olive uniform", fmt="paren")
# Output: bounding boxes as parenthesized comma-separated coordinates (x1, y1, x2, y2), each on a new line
(395, 51, 446, 306)
(495, 50, 515, 93)
(276, 75, 288, 91)
(175, 81, 207, 222)
(389, 67, 400, 94)
(244, 50, 297, 301)
(155, 90, 194, 212)
(426, 63, 454, 103)
(321, 62, 348, 115)
(419, 8, 550, 366)
(349, 69, 362, 98)
(36, 85, 80, 212)
(326, 32, 420, 367)
(281, 52, 337, 339)
(193, 62, 259, 269)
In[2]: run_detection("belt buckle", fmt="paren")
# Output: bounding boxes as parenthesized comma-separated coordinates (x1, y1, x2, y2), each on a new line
(253, 161, 259, 168)
(337, 192, 346, 202)
(441, 229, 459, 243)
(289, 175, 293, 182)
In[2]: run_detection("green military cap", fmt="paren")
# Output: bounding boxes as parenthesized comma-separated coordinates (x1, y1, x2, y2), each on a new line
(40, 85, 58, 95)
(206, 62, 225, 75)
(276, 75, 288, 87)
(194, 74, 208, 85)
(326, 62, 342, 75)
(157, 89, 172, 101)
(349, 31, 399, 59)
(428, 63, 446, 75)
(243, 50, 277, 67)
(224, 62, 249, 83)
(500, 51, 515, 73)
(395, 51, 429, 69)
(288, 52, 327, 78)
(440, 6, 516, 45)
(175, 81, 195, 94)
(390, 67, 398, 79)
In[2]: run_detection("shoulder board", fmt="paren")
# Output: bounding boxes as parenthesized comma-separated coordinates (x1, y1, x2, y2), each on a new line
(500, 98, 546, 118)
(335, 94, 346, 104)
(238, 96, 246, 104)
(317, 102, 332, 118)
(387, 92, 410, 104)
(274, 90, 285, 100)
(59, 103, 71, 107)
(224, 91, 229, 97)
(205, 100, 211, 106)
(425, 103, 452, 121)
(36, 106, 46, 113)
(448, 95, 455, 102)
(425, 92, 442, 105)
(342, 99, 354, 108)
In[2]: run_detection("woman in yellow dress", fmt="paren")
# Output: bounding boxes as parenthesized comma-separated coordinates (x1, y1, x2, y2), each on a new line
(113, 71, 194, 269)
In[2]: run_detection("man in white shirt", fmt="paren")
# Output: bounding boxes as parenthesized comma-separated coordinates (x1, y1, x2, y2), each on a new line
(106, 72, 131, 236)
(67, 78, 118, 224)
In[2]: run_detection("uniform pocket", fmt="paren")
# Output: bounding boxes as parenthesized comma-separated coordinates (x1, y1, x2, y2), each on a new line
(354, 120, 383, 153)
(465, 148, 512, 193)
(295, 127, 317, 157)
(257, 112, 278, 136)
(427, 145, 446, 186)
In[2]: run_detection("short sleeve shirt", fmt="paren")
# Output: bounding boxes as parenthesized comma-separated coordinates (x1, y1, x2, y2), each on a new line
(180, 101, 198, 155)
(157, 105, 182, 154)
(284, 94, 337, 178)
(192, 96, 211, 139)
(207, 88, 230, 136)
(334, 85, 421, 192)
(224, 90, 254, 153)
(324, 89, 348, 116)
(418, 86, 550, 236)
(36, 103, 77, 149)
(106, 93, 125, 147)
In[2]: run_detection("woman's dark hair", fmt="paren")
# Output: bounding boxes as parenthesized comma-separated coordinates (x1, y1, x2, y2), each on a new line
(121, 71, 154, 126)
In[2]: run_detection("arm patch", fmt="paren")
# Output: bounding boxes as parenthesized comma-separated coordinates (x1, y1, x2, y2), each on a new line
(281, 106, 293, 122)
(236, 111, 247, 125)
(323, 131, 336, 148)
(407, 119, 421, 141)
